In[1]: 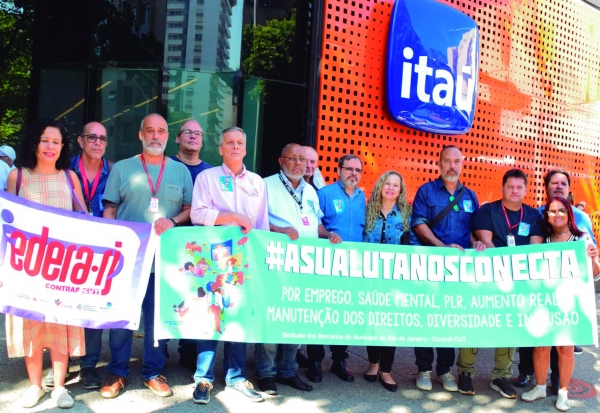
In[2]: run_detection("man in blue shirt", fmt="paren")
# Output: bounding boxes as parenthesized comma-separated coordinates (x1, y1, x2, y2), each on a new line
(306, 154, 366, 383)
(169, 119, 212, 184)
(410, 145, 484, 395)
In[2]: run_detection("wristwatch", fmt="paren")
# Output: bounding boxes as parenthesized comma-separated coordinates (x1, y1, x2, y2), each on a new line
(169, 217, 178, 227)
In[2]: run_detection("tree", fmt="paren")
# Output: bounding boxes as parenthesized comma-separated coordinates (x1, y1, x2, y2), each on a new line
(0, 0, 33, 145)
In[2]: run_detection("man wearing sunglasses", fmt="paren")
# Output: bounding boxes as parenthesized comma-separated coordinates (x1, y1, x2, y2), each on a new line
(470, 168, 544, 400)
(303, 154, 365, 384)
(410, 145, 483, 395)
(56, 122, 114, 390)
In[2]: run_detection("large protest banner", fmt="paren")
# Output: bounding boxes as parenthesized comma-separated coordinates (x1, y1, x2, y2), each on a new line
(0, 191, 157, 330)
(155, 226, 598, 348)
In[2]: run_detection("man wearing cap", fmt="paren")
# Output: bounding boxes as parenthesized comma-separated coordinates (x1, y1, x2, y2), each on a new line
(0, 144, 16, 170)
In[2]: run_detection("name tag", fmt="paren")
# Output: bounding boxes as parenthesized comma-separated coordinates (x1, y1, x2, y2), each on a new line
(220, 176, 233, 192)
(517, 222, 530, 237)
(507, 234, 516, 247)
(301, 215, 310, 226)
(333, 199, 344, 213)
(463, 200, 473, 213)
(149, 197, 159, 213)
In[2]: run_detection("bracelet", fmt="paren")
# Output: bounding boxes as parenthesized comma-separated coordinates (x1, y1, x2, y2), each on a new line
(169, 217, 178, 227)
(328, 231, 336, 238)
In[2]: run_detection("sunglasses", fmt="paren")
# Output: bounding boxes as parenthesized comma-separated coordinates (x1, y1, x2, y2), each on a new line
(547, 208, 568, 217)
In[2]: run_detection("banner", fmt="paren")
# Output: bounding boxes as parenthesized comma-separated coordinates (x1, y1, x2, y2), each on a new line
(0, 191, 157, 330)
(155, 226, 598, 348)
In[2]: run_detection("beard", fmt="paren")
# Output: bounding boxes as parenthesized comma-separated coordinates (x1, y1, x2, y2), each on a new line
(144, 141, 165, 156)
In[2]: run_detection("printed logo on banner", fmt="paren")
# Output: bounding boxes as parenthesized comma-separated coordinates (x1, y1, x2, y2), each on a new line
(386, 0, 480, 134)
(0, 208, 124, 296)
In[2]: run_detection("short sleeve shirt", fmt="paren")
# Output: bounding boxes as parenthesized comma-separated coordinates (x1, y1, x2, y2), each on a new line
(472, 200, 543, 247)
(264, 172, 324, 239)
(169, 155, 212, 184)
(102, 155, 193, 224)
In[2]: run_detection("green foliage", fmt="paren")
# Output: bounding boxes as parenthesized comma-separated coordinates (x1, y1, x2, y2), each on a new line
(0, 0, 33, 146)
(241, 10, 296, 102)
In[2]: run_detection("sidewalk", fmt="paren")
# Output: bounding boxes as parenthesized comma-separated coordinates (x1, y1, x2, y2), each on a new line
(1, 297, 599, 412)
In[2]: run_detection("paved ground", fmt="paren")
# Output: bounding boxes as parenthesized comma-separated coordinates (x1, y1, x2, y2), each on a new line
(1, 297, 599, 413)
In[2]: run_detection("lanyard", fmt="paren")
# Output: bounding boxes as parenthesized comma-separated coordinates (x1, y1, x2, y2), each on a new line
(501, 204, 523, 234)
(279, 172, 303, 211)
(78, 157, 103, 207)
(140, 154, 166, 197)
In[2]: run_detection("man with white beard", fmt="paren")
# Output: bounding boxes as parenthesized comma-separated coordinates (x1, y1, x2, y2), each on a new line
(100, 113, 193, 399)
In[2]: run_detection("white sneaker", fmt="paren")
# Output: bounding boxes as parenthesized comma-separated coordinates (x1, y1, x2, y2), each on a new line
(51, 387, 74, 409)
(556, 390, 570, 412)
(521, 385, 546, 402)
(437, 372, 458, 392)
(416, 371, 432, 391)
(21, 385, 45, 408)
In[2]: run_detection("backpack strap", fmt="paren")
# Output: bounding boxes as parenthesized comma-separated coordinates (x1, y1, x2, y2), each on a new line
(428, 187, 465, 229)
(16, 167, 22, 195)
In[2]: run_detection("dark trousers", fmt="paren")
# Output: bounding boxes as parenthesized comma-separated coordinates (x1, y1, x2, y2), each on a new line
(307, 345, 348, 362)
(367, 346, 396, 373)
(550, 346, 559, 381)
(414, 347, 455, 375)
(517, 347, 534, 375)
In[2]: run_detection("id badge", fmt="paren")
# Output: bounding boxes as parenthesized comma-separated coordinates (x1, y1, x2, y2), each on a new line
(517, 222, 530, 236)
(463, 200, 473, 213)
(301, 215, 310, 226)
(507, 235, 516, 247)
(220, 176, 233, 192)
(149, 197, 159, 213)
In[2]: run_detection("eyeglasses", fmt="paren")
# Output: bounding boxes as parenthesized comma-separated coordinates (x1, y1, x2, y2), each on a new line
(81, 134, 108, 145)
(448, 195, 460, 212)
(342, 167, 362, 174)
(547, 208, 568, 217)
(281, 156, 307, 163)
(180, 129, 203, 137)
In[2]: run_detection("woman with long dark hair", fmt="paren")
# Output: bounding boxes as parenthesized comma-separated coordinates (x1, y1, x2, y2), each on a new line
(5, 118, 87, 409)
(361, 170, 411, 392)
(521, 196, 600, 412)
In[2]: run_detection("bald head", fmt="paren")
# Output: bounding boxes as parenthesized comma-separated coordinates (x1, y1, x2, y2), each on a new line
(279, 143, 307, 186)
(303, 146, 318, 182)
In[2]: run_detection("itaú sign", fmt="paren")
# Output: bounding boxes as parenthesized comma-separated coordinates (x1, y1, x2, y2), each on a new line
(386, 0, 480, 135)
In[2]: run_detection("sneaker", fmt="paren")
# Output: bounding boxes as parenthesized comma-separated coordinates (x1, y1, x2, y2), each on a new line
(521, 385, 546, 402)
(44, 368, 54, 387)
(416, 371, 432, 391)
(490, 377, 517, 399)
(513, 373, 533, 387)
(143, 375, 172, 397)
(556, 389, 570, 412)
(437, 372, 458, 392)
(100, 374, 125, 399)
(226, 380, 264, 402)
(21, 385, 45, 408)
(192, 381, 213, 404)
(458, 372, 474, 395)
(573, 346, 583, 355)
(51, 387, 74, 409)
(79, 367, 101, 389)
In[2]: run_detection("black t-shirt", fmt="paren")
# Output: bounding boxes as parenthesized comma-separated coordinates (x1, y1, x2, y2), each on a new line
(471, 200, 544, 247)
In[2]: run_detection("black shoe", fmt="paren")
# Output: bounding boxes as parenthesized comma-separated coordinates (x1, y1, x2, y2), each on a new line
(363, 371, 378, 382)
(306, 360, 322, 383)
(192, 381, 213, 404)
(275, 374, 313, 392)
(227, 380, 264, 402)
(512, 373, 532, 388)
(331, 360, 355, 382)
(257, 377, 277, 395)
(378, 375, 397, 392)
(549, 375, 560, 395)
(490, 378, 516, 399)
(296, 350, 309, 369)
(79, 367, 101, 389)
(574, 346, 583, 355)
(458, 372, 474, 395)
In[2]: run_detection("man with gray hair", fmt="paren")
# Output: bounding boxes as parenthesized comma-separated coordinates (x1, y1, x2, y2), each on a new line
(170, 119, 212, 184)
(190, 126, 268, 404)
(100, 113, 193, 399)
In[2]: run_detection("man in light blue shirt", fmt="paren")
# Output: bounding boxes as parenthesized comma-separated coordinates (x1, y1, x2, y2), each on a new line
(306, 154, 366, 384)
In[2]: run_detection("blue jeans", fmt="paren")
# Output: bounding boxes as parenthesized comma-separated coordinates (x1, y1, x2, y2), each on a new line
(79, 328, 103, 369)
(194, 340, 247, 385)
(255, 344, 298, 379)
(107, 273, 167, 380)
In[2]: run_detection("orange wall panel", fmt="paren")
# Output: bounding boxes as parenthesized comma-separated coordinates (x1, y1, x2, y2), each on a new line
(316, 0, 600, 233)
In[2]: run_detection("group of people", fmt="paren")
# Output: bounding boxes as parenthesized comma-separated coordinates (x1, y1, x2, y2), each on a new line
(1, 115, 598, 413)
